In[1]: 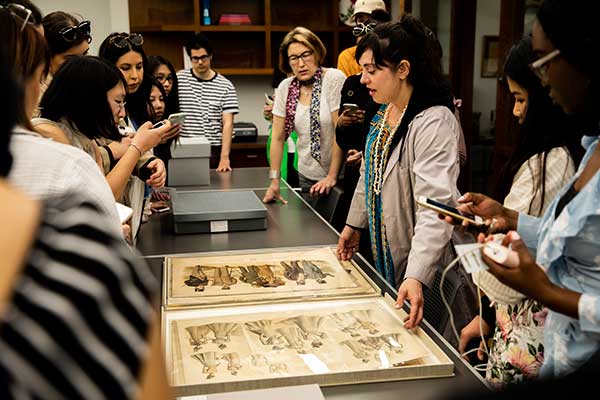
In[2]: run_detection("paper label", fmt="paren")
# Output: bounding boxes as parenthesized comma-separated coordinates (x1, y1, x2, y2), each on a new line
(298, 354, 330, 374)
(210, 220, 228, 233)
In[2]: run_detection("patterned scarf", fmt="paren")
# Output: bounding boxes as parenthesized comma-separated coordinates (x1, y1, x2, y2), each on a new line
(284, 67, 323, 161)
(364, 104, 406, 286)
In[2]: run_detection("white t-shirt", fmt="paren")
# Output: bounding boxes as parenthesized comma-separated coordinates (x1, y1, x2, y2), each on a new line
(8, 127, 121, 236)
(273, 68, 346, 181)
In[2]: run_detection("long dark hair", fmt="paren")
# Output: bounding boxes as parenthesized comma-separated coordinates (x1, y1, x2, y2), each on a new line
(40, 56, 125, 142)
(0, 64, 21, 177)
(495, 37, 584, 215)
(98, 32, 151, 127)
(42, 11, 90, 58)
(147, 55, 180, 114)
(0, 8, 49, 130)
(356, 16, 455, 153)
(146, 76, 167, 123)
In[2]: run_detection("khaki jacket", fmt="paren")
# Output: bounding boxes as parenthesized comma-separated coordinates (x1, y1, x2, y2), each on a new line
(347, 106, 462, 288)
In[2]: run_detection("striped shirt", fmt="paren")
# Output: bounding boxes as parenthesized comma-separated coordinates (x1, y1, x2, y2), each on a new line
(504, 147, 575, 216)
(0, 194, 158, 399)
(177, 69, 239, 145)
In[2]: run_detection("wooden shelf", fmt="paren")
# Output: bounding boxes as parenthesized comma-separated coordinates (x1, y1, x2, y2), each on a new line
(270, 25, 337, 32)
(216, 68, 274, 76)
(128, 0, 357, 74)
(197, 25, 267, 32)
(132, 25, 196, 32)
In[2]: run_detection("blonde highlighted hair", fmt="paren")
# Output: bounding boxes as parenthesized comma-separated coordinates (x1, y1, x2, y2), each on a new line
(278, 27, 326, 74)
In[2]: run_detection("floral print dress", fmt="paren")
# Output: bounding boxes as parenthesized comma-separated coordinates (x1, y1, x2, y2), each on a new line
(486, 299, 547, 387)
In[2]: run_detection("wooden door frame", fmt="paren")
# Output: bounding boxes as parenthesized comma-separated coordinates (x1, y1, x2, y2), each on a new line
(449, 0, 477, 192)
(490, 0, 525, 192)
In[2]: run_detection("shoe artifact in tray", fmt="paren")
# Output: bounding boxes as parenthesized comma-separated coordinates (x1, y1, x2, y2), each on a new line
(161, 246, 454, 396)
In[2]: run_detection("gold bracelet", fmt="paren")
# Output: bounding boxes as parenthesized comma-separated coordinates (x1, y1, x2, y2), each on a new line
(129, 143, 142, 157)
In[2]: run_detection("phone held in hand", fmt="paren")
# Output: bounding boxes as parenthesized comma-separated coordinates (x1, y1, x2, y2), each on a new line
(167, 112, 186, 126)
(343, 103, 359, 115)
(264, 93, 274, 105)
(416, 196, 484, 226)
(152, 120, 166, 129)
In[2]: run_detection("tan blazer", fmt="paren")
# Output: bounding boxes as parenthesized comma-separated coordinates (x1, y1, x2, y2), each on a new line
(347, 106, 462, 288)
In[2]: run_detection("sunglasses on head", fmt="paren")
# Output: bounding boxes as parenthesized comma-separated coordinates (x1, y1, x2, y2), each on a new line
(353, 22, 376, 37)
(59, 20, 92, 43)
(0, 3, 36, 32)
(109, 33, 144, 48)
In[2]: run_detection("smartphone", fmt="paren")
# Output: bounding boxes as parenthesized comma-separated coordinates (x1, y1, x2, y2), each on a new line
(168, 112, 186, 126)
(152, 120, 166, 129)
(264, 93, 274, 105)
(416, 196, 484, 226)
(343, 103, 359, 115)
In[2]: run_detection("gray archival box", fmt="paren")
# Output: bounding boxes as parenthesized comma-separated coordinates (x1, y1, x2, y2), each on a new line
(172, 190, 267, 234)
(168, 136, 211, 186)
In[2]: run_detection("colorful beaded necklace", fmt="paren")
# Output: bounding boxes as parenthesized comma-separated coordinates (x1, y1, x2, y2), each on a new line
(364, 103, 407, 285)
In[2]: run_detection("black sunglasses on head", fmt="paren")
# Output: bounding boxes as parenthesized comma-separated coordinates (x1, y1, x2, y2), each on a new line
(59, 20, 92, 43)
(109, 33, 144, 48)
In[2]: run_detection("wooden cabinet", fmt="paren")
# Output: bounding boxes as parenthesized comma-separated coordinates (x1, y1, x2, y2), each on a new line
(127, 0, 377, 75)
(230, 136, 269, 168)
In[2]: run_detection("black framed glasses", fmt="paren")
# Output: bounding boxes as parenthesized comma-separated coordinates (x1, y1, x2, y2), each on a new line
(190, 54, 211, 63)
(0, 3, 35, 31)
(155, 73, 173, 83)
(352, 22, 376, 37)
(109, 33, 144, 48)
(59, 20, 92, 43)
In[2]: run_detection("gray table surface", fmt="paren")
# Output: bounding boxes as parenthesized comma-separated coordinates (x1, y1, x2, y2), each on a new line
(165, 167, 282, 192)
(137, 168, 489, 399)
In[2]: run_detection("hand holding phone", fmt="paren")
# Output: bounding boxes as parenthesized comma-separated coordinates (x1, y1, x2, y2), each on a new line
(416, 196, 484, 226)
(264, 93, 274, 105)
(152, 120, 166, 129)
(167, 112, 186, 126)
(343, 103, 359, 115)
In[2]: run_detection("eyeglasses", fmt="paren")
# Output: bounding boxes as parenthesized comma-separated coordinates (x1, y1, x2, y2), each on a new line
(1, 3, 36, 32)
(59, 20, 92, 44)
(288, 50, 314, 65)
(155, 73, 173, 83)
(108, 33, 144, 48)
(190, 54, 211, 63)
(529, 49, 561, 81)
(353, 22, 376, 37)
(109, 99, 127, 113)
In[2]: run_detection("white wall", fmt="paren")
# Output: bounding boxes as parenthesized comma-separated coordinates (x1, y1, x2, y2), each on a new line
(229, 76, 273, 136)
(472, 0, 501, 137)
(32, 0, 403, 135)
(34, 0, 130, 56)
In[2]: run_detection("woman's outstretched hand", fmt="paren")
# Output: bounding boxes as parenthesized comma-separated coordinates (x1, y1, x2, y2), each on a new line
(439, 192, 519, 235)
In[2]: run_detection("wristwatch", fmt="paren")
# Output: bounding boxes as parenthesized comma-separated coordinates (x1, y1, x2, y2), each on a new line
(269, 170, 280, 179)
